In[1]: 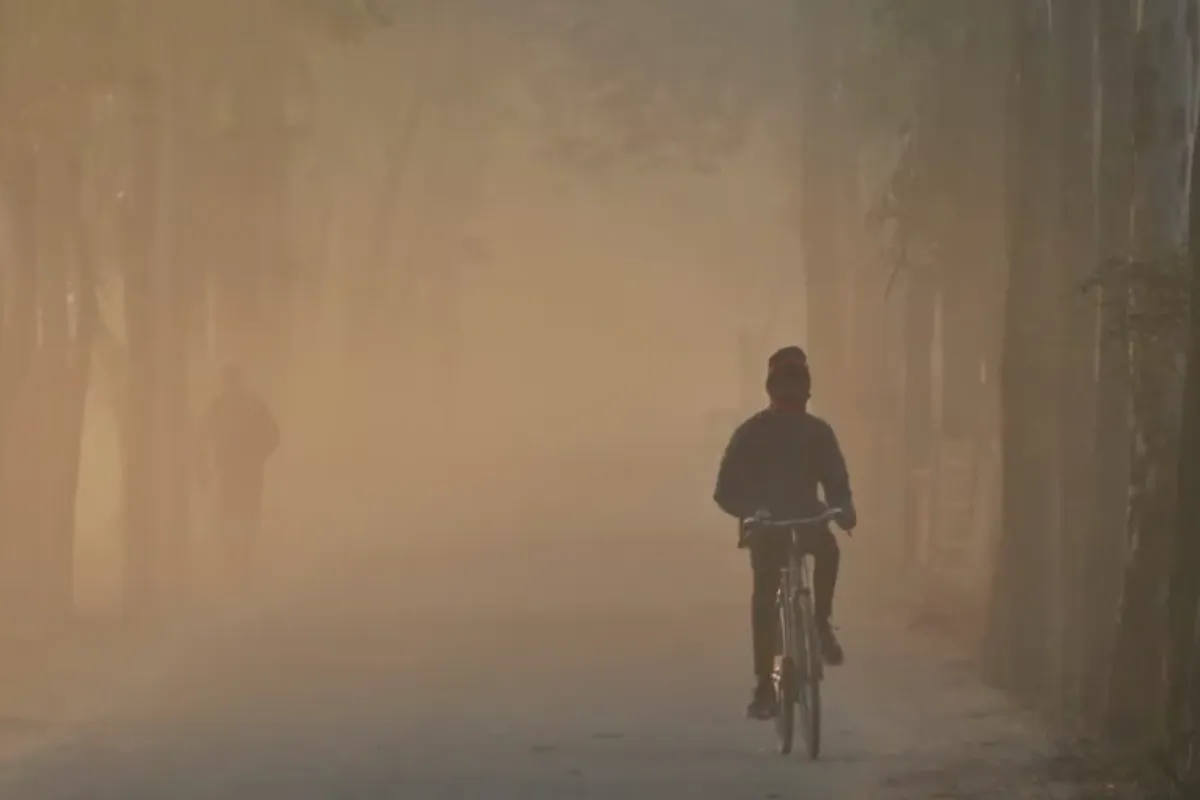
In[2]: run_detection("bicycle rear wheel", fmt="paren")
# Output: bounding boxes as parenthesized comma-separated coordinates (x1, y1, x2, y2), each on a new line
(774, 655, 796, 755)
(797, 597, 822, 759)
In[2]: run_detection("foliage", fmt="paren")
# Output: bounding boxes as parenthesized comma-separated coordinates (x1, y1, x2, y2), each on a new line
(853, 0, 993, 275)
(283, 0, 396, 41)
(1085, 254, 1192, 349)
(509, 0, 796, 175)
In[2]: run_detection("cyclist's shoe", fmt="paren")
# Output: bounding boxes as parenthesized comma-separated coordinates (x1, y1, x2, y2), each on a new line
(818, 621, 845, 666)
(746, 678, 777, 720)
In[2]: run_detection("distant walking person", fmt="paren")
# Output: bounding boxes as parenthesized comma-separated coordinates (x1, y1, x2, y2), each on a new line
(199, 364, 280, 590)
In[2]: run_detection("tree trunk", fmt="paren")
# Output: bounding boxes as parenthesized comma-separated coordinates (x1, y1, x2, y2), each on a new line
(1054, 0, 1100, 718)
(875, 269, 909, 574)
(928, 3, 1007, 609)
(361, 37, 431, 348)
(122, 75, 162, 620)
(902, 263, 935, 566)
(847, 196, 888, 535)
(1083, 0, 1135, 724)
(1166, 93, 1200, 784)
(0, 150, 39, 626)
(1107, 0, 1197, 745)
(936, 4, 995, 446)
(214, 5, 292, 388)
(985, 0, 1061, 702)
(796, 0, 850, 415)
(154, 35, 192, 609)
(37, 146, 98, 626)
(1165, 2, 1200, 775)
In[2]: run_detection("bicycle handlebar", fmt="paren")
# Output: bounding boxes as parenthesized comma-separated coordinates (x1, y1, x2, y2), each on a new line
(740, 507, 843, 528)
(737, 507, 848, 548)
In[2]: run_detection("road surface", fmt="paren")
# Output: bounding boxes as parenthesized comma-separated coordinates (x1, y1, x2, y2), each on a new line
(0, 566, 1094, 800)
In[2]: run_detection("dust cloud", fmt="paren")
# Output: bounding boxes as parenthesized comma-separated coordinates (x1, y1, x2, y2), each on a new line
(37, 124, 836, 756)
(0, 4, 1090, 797)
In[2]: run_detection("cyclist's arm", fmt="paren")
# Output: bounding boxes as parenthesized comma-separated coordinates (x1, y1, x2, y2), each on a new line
(714, 419, 760, 519)
(818, 423, 856, 529)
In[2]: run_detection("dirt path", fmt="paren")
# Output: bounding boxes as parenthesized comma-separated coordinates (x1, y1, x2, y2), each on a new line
(0, 576, 1133, 799)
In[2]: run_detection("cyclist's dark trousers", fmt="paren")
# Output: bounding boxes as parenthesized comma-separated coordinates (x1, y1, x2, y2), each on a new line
(216, 471, 264, 588)
(749, 526, 840, 679)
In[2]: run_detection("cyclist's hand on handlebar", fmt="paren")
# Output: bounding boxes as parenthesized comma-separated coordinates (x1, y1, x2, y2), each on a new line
(737, 509, 769, 548)
(834, 506, 857, 533)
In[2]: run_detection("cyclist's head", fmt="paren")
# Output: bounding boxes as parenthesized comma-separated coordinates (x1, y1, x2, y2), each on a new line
(767, 346, 807, 372)
(766, 346, 810, 409)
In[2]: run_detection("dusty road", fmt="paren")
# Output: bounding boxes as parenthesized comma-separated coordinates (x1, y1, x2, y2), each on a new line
(0, 558, 1088, 800)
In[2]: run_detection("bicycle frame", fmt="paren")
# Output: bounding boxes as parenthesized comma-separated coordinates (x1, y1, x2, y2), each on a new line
(787, 545, 822, 682)
(777, 536, 800, 684)
(740, 510, 838, 676)
(741, 508, 840, 757)
(775, 530, 821, 690)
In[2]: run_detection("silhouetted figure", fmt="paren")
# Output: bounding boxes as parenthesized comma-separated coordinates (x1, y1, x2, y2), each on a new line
(199, 364, 280, 591)
(714, 345, 857, 720)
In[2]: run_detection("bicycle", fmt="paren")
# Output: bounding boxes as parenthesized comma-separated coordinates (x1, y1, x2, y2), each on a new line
(739, 507, 844, 758)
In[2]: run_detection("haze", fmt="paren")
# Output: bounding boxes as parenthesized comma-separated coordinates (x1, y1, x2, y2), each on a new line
(0, 1, 1170, 798)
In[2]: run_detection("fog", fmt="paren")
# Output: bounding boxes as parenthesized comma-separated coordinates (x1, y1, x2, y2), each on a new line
(48, 97, 819, 734)
(0, 2, 1133, 797)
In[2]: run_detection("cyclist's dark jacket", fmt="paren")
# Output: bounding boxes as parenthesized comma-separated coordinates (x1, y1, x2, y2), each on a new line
(713, 407, 852, 521)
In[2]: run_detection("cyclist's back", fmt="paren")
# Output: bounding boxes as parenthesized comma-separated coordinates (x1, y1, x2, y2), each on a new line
(715, 406, 848, 523)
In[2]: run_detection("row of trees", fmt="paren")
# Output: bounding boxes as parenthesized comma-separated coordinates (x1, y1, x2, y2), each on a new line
(502, 4, 1200, 774)
(0, 0, 767, 630)
(0, 0, 512, 627)
(14, 3, 1200, 782)
(785, 0, 1200, 783)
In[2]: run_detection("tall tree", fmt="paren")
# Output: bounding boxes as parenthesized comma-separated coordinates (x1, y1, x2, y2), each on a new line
(1107, 0, 1198, 744)
(986, 0, 1061, 702)
(121, 48, 163, 619)
(1054, 0, 1100, 718)
(1166, 86, 1200, 787)
(1082, 0, 1135, 723)
(795, 0, 852, 413)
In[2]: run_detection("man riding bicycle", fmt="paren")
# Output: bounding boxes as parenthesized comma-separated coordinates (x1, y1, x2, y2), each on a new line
(713, 345, 857, 720)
